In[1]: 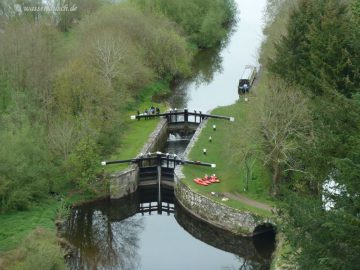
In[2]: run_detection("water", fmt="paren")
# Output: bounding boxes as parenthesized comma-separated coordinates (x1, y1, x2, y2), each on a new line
(166, 132, 192, 156)
(65, 1, 272, 269)
(65, 191, 271, 270)
(169, 1, 265, 112)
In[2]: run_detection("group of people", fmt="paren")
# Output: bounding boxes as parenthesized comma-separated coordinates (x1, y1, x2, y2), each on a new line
(137, 105, 160, 119)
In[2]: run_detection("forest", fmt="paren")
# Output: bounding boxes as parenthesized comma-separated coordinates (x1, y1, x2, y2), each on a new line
(0, 1, 236, 267)
(261, 0, 360, 268)
(0, 0, 236, 212)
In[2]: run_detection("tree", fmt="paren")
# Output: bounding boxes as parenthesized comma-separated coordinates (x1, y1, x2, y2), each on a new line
(270, 0, 360, 98)
(261, 77, 313, 196)
(65, 137, 101, 189)
(132, 0, 237, 48)
(266, 1, 360, 267)
(281, 158, 360, 269)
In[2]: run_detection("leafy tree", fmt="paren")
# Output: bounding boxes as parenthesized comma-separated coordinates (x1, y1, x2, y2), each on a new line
(281, 157, 360, 269)
(268, 0, 360, 267)
(132, 0, 237, 48)
(270, 0, 360, 98)
(65, 137, 101, 189)
(0, 121, 53, 211)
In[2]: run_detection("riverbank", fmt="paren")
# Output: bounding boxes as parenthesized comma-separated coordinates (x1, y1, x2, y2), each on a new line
(180, 73, 275, 218)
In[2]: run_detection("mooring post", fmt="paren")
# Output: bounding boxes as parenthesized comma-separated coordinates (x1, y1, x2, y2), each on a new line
(156, 152, 162, 214)
(194, 110, 197, 123)
(184, 108, 188, 123)
(157, 165, 162, 214)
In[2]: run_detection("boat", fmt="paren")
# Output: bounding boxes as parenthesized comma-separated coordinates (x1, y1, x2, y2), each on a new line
(193, 178, 208, 186)
(238, 65, 257, 94)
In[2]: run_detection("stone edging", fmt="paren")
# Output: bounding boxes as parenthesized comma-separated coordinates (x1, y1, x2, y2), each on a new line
(175, 180, 270, 236)
(174, 110, 273, 236)
(174, 118, 210, 180)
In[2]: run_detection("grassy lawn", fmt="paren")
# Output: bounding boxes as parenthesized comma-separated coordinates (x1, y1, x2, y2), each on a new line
(0, 199, 61, 251)
(182, 76, 275, 216)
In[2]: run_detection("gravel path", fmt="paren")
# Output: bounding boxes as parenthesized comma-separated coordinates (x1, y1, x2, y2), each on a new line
(223, 192, 274, 212)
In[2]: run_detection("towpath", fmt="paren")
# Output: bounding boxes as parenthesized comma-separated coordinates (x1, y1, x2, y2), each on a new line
(223, 192, 274, 212)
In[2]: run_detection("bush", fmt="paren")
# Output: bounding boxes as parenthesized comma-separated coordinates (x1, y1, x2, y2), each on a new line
(0, 122, 53, 211)
(65, 137, 101, 189)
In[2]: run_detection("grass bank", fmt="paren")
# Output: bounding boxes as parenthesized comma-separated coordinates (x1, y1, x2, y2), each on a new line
(0, 199, 61, 252)
(182, 74, 275, 217)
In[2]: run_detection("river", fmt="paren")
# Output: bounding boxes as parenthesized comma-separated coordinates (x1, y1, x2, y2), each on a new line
(65, 1, 271, 269)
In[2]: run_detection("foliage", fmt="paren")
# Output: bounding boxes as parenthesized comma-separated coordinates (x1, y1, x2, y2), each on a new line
(261, 77, 313, 196)
(132, 0, 237, 48)
(0, 0, 198, 213)
(270, 0, 360, 98)
(0, 122, 53, 211)
(266, 0, 360, 267)
(280, 187, 360, 269)
(65, 137, 101, 189)
(75, 3, 192, 80)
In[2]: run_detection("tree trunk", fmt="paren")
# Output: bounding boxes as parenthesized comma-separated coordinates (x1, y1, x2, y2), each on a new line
(272, 161, 281, 196)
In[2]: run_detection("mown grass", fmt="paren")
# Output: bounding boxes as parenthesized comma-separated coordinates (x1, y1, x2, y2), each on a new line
(182, 75, 275, 216)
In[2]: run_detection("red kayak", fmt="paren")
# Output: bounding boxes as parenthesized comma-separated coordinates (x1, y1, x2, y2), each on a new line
(202, 175, 220, 184)
(203, 177, 214, 184)
(193, 178, 208, 186)
(210, 176, 220, 183)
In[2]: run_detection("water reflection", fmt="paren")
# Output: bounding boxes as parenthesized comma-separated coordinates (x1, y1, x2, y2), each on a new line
(169, 29, 233, 109)
(65, 196, 143, 270)
(65, 190, 272, 270)
(175, 202, 271, 269)
(170, 0, 266, 113)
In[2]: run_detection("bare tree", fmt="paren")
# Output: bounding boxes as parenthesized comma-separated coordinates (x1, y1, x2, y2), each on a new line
(261, 77, 313, 196)
(92, 35, 128, 88)
(48, 119, 80, 160)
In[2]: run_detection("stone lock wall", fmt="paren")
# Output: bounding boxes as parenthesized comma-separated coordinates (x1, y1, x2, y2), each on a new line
(175, 180, 266, 236)
(174, 115, 271, 236)
(110, 118, 168, 199)
(110, 165, 139, 199)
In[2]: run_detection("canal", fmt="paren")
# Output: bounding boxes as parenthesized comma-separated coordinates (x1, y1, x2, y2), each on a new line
(65, 1, 273, 269)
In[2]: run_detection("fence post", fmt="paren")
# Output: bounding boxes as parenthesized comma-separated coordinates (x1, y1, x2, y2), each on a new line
(184, 108, 188, 123)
